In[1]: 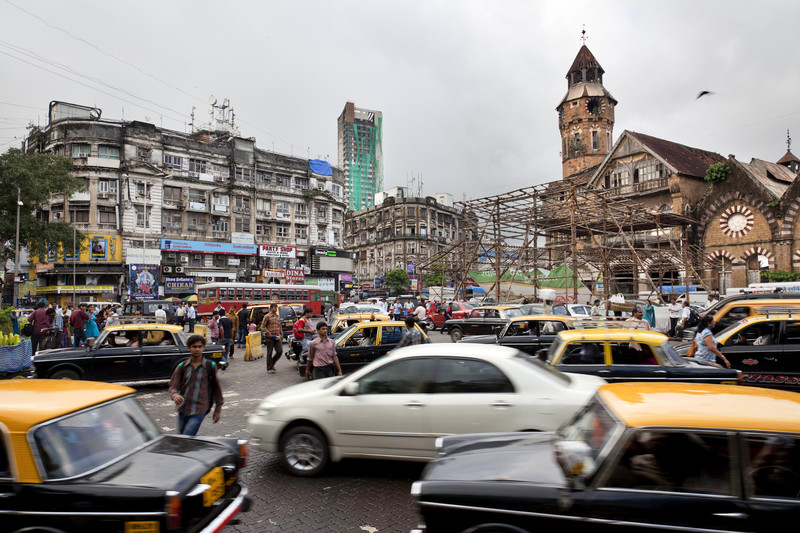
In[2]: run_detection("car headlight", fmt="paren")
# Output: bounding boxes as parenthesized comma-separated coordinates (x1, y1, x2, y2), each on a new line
(410, 481, 422, 497)
(253, 402, 277, 417)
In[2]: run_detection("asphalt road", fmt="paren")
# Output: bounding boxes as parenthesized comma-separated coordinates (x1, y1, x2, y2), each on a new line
(135, 327, 454, 533)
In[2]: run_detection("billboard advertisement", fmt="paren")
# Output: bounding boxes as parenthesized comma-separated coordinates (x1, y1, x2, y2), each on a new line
(160, 238, 257, 256)
(258, 245, 297, 258)
(129, 264, 159, 300)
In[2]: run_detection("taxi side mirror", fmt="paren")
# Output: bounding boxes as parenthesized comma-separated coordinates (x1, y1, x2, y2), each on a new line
(86, 337, 95, 349)
(343, 382, 360, 396)
(535, 348, 548, 362)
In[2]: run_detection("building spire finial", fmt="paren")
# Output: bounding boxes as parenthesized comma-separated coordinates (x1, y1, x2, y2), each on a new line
(787, 129, 792, 152)
(580, 25, 587, 45)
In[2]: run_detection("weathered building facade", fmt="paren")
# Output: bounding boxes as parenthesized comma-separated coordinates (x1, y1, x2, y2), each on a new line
(26, 101, 347, 304)
(344, 187, 466, 288)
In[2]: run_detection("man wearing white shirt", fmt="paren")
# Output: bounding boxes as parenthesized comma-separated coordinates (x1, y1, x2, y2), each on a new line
(667, 296, 682, 336)
(155, 305, 167, 324)
(414, 304, 427, 321)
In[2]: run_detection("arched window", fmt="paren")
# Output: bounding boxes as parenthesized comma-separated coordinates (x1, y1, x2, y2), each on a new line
(746, 254, 769, 285)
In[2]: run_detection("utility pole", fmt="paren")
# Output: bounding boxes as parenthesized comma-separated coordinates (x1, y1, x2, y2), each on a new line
(72, 208, 77, 306)
(13, 188, 21, 308)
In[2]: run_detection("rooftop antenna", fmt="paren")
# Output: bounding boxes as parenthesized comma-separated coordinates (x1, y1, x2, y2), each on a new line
(190, 106, 196, 133)
(788, 129, 792, 152)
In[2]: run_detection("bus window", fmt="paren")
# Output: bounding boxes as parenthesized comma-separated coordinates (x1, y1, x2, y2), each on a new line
(236, 288, 243, 299)
(253, 289, 261, 300)
(309, 290, 318, 301)
(199, 289, 207, 299)
(279, 290, 288, 300)
(244, 289, 253, 300)
(288, 289, 295, 301)
(218, 288, 226, 299)
(303, 290, 309, 300)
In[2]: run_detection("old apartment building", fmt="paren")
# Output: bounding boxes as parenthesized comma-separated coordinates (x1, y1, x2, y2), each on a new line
(344, 187, 466, 285)
(25, 101, 347, 304)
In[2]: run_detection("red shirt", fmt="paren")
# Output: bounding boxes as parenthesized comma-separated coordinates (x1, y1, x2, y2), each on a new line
(31, 307, 51, 335)
(69, 308, 90, 329)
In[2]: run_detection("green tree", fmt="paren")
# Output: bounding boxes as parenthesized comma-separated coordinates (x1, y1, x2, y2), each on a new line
(0, 148, 86, 291)
(385, 268, 409, 296)
(421, 262, 448, 287)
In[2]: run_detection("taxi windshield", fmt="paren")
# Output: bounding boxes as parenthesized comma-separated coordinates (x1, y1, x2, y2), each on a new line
(557, 398, 618, 475)
(33, 397, 160, 480)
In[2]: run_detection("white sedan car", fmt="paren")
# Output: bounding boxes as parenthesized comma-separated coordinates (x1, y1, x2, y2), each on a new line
(247, 344, 605, 476)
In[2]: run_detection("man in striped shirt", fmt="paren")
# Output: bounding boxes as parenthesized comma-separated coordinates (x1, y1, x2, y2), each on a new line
(168, 335, 224, 435)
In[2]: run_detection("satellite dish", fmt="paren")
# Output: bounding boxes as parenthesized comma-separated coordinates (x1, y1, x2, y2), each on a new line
(208, 95, 217, 106)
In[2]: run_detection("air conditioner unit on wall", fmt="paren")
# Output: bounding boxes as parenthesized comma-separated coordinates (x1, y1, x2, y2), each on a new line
(175, 266, 185, 274)
(180, 255, 189, 263)
(162, 266, 173, 274)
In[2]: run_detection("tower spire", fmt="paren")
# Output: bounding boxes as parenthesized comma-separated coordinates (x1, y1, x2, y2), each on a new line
(787, 129, 792, 152)
(580, 25, 587, 45)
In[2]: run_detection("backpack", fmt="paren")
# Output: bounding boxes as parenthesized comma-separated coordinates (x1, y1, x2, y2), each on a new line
(685, 307, 700, 328)
(177, 359, 217, 414)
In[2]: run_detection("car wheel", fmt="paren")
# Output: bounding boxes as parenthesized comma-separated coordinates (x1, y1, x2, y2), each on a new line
(462, 524, 530, 533)
(50, 369, 80, 380)
(280, 426, 329, 477)
(450, 328, 463, 342)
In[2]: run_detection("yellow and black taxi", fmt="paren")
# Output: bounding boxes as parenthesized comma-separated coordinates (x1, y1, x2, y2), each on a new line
(458, 314, 576, 356)
(688, 308, 800, 391)
(411, 382, 800, 533)
(293, 320, 429, 375)
(329, 312, 391, 336)
(543, 328, 741, 384)
(247, 304, 298, 337)
(33, 324, 224, 382)
(0, 379, 249, 533)
(442, 304, 522, 342)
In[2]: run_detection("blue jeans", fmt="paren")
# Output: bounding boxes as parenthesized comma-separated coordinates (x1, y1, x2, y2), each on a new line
(236, 327, 248, 344)
(222, 338, 232, 363)
(177, 412, 207, 436)
(73, 327, 86, 347)
(301, 337, 310, 352)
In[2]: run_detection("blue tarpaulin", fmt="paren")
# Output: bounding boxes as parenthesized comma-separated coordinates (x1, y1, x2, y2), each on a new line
(658, 285, 697, 293)
(469, 286, 486, 294)
(309, 159, 333, 176)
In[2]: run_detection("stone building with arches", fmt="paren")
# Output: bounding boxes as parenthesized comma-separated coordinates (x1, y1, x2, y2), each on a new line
(558, 43, 800, 295)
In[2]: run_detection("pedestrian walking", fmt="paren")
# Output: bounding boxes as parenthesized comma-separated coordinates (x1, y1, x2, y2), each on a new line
(155, 304, 167, 324)
(226, 306, 239, 359)
(393, 301, 403, 320)
(643, 299, 656, 328)
(69, 303, 90, 347)
(85, 305, 100, 343)
(236, 303, 249, 347)
(168, 335, 223, 435)
(186, 303, 197, 333)
(395, 315, 429, 348)
(261, 303, 284, 374)
(176, 302, 187, 327)
(218, 308, 233, 369)
(668, 296, 682, 336)
(207, 311, 220, 344)
(29, 301, 51, 354)
(305, 321, 342, 380)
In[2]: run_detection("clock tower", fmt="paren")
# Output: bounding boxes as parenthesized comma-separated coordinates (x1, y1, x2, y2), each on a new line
(557, 44, 617, 181)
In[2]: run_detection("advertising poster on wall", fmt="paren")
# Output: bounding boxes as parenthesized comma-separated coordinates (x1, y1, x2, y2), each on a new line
(129, 264, 159, 300)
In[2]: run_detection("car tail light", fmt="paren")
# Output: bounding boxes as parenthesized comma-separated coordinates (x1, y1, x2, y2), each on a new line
(165, 491, 182, 530)
(237, 439, 248, 468)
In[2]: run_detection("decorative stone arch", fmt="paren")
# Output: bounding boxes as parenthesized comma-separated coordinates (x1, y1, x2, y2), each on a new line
(792, 249, 800, 269)
(780, 196, 800, 238)
(706, 249, 741, 265)
(698, 191, 778, 241)
(740, 247, 776, 269)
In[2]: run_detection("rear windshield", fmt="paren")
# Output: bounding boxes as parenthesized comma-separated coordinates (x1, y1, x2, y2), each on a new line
(33, 397, 160, 480)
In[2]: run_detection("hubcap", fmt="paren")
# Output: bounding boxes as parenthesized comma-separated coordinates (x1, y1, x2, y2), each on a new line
(284, 433, 324, 472)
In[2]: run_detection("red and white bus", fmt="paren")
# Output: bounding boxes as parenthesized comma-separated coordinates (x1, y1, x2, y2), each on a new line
(196, 282, 322, 316)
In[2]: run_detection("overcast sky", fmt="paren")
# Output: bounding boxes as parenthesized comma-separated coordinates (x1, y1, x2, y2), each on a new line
(2, 0, 799, 200)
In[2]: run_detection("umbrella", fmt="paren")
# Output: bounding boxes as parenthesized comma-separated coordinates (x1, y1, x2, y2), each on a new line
(182, 294, 198, 302)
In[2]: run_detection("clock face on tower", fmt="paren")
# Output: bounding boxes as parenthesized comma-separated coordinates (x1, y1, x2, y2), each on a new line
(719, 205, 754, 238)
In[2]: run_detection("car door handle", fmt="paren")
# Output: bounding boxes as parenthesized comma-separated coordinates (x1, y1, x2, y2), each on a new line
(713, 512, 748, 519)
(405, 401, 425, 408)
(598, 370, 611, 374)
(654, 370, 667, 374)
(492, 401, 512, 408)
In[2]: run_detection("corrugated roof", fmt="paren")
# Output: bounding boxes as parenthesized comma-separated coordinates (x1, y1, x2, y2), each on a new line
(557, 83, 618, 108)
(777, 149, 800, 166)
(627, 131, 725, 178)
(739, 158, 794, 199)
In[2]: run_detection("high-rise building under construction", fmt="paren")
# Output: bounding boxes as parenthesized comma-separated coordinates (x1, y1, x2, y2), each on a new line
(338, 102, 383, 211)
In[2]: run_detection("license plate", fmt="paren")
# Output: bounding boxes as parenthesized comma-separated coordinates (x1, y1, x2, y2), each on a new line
(201, 466, 225, 507)
(211, 352, 223, 359)
(125, 522, 159, 533)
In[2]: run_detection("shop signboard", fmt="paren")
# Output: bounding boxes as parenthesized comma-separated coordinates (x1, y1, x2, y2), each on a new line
(258, 245, 297, 259)
(161, 239, 257, 255)
(286, 268, 305, 284)
(164, 276, 195, 294)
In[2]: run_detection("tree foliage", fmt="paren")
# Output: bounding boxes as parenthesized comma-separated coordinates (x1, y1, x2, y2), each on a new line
(0, 148, 86, 281)
(760, 270, 800, 282)
(385, 268, 409, 296)
(421, 262, 448, 287)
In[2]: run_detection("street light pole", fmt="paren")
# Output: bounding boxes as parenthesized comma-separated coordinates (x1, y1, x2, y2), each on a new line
(13, 188, 22, 308)
(72, 207, 77, 306)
